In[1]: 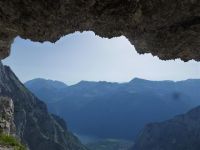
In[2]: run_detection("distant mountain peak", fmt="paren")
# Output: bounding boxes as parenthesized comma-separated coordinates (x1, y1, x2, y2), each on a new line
(78, 80, 96, 84)
(25, 78, 68, 90)
(129, 78, 149, 83)
(184, 78, 200, 83)
(76, 80, 119, 88)
(74, 81, 98, 87)
(129, 78, 176, 84)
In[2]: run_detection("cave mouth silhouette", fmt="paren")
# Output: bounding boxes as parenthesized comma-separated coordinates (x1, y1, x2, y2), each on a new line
(3, 31, 200, 85)
(2, 31, 200, 149)
(0, 0, 199, 62)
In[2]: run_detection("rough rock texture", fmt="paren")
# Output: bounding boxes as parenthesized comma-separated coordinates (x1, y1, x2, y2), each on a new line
(0, 97, 15, 135)
(0, 61, 87, 150)
(133, 105, 200, 150)
(0, 0, 199, 61)
(0, 147, 13, 150)
(0, 97, 15, 150)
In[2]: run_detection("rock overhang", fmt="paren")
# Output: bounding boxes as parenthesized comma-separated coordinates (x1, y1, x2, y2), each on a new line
(0, 0, 199, 61)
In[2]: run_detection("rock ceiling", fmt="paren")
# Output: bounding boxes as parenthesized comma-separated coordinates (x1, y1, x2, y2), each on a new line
(0, 0, 199, 61)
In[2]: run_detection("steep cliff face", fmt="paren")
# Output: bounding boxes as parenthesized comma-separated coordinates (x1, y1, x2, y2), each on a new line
(0, 97, 15, 150)
(0, 97, 26, 150)
(0, 0, 199, 61)
(0, 62, 87, 150)
(0, 97, 15, 135)
(133, 106, 200, 150)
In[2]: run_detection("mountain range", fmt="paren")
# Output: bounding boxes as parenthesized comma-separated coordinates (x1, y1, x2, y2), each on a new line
(25, 78, 200, 140)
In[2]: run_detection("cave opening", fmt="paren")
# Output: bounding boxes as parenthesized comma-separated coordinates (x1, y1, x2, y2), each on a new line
(2, 31, 200, 149)
(3, 31, 200, 85)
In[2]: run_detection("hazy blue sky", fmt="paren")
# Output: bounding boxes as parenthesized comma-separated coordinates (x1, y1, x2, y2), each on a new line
(3, 31, 200, 85)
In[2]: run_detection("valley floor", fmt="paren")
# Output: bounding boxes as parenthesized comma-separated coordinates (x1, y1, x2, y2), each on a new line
(77, 135, 134, 150)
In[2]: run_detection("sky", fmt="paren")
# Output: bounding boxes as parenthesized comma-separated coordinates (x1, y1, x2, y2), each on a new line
(3, 31, 200, 85)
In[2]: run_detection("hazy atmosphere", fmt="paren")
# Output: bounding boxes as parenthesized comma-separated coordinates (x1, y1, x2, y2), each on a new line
(3, 31, 200, 85)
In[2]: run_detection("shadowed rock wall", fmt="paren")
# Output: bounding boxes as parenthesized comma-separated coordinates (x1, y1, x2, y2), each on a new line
(0, 0, 199, 61)
(133, 105, 200, 150)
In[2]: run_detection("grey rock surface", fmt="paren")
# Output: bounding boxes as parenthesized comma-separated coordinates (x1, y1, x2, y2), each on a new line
(0, 97, 15, 135)
(0, 147, 13, 150)
(0, 0, 199, 61)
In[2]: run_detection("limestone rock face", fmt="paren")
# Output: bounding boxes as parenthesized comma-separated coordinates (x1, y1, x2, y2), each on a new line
(0, 97, 15, 135)
(0, 97, 16, 150)
(0, 0, 199, 61)
(0, 147, 13, 150)
(133, 105, 200, 150)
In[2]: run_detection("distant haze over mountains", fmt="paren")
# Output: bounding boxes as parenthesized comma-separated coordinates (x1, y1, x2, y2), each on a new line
(25, 78, 200, 140)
